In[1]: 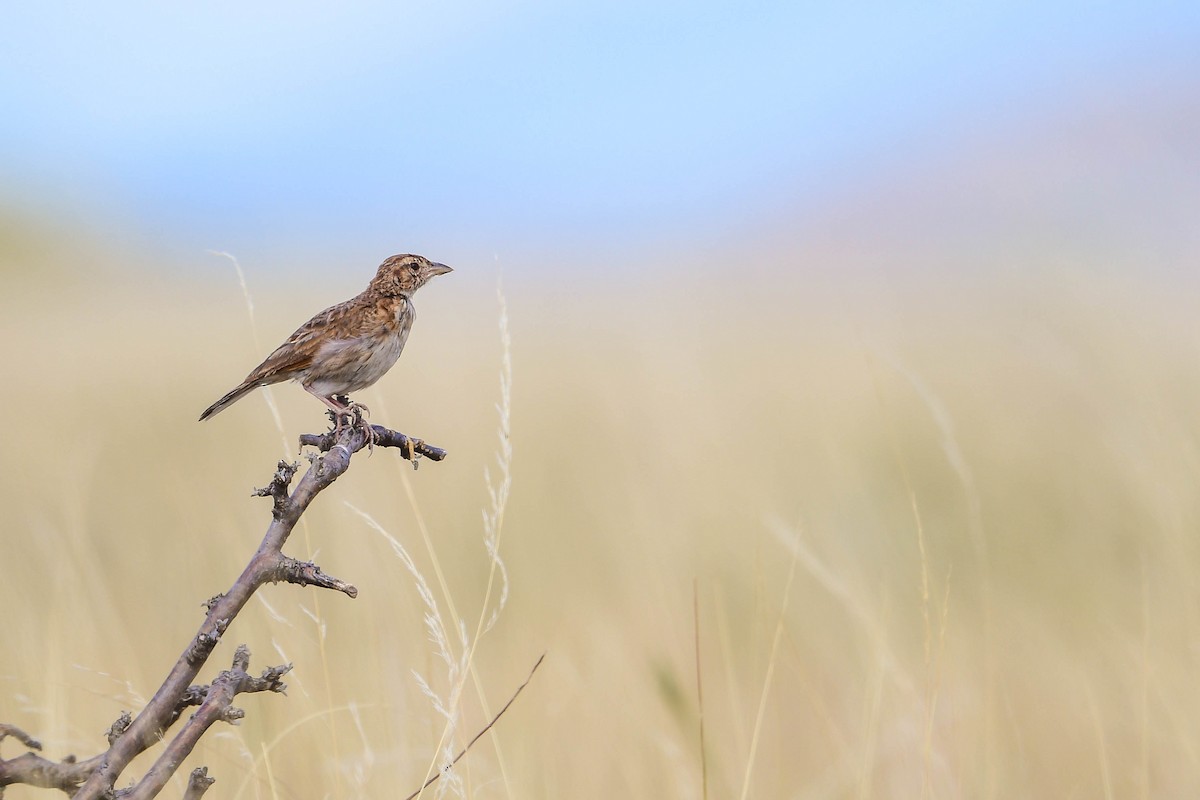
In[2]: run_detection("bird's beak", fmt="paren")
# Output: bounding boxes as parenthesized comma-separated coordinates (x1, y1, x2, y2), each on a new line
(427, 262, 453, 277)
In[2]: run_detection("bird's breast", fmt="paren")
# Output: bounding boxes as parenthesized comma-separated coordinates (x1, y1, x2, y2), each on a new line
(303, 301, 414, 396)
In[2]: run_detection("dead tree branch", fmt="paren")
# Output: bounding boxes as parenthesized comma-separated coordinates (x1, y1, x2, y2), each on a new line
(299, 425, 447, 463)
(0, 726, 42, 753)
(124, 646, 289, 800)
(0, 726, 97, 795)
(180, 768, 214, 800)
(1, 421, 444, 799)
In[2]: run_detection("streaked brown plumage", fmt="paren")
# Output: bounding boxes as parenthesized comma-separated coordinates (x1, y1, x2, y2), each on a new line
(199, 254, 452, 423)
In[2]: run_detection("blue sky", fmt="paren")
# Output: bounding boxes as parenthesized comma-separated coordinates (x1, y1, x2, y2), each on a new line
(1, 2, 1197, 268)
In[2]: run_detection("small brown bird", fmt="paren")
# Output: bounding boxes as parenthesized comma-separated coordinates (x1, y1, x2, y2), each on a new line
(199, 254, 452, 424)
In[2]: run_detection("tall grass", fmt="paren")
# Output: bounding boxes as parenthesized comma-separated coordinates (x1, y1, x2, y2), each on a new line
(2, 257, 1200, 797)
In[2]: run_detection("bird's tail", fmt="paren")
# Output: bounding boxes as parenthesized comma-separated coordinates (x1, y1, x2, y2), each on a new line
(198, 381, 259, 421)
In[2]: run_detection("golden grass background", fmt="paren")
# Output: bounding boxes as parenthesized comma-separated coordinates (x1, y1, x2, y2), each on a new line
(2, 218, 1200, 798)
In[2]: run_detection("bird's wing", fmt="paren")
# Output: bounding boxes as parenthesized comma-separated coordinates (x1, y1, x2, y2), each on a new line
(240, 295, 404, 386)
(325, 295, 405, 339)
(241, 298, 354, 385)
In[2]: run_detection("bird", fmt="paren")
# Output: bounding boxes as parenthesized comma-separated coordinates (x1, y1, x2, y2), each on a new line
(199, 254, 452, 428)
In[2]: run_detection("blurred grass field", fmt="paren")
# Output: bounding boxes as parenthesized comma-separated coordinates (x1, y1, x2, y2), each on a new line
(2, 222, 1200, 798)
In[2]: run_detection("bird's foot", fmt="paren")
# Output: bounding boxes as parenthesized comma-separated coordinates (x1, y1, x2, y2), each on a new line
(352, 405, 377, 454)
(328, 393, 369, 419)
(321, 396, 377, 453)
(324, 409, 377, 453)
(336, 397, 376, 453)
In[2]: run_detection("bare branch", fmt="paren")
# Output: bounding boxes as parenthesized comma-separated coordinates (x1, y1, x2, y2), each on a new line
(164, 658, 290, 733)
(0, 754, 102, 796)
(105, 714, 132, 747)
(70, 423, 441, 798)
(0, 725, 42, 752)
(269, 555, 358, 599)
(300, 426, 447, 462)
(0, 421, 447, 799)
(0, 724, 98, 794)
(123, 646, 289, 800)
(252, 460, 299, 518)
(181, 767, 214, 800)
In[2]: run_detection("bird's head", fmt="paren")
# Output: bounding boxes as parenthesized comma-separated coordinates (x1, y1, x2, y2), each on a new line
(371, 254, 453, 297)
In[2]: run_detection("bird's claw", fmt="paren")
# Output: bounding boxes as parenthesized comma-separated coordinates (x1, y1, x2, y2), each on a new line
(324, 396, 376, 453)
(357, 411, 377, 454)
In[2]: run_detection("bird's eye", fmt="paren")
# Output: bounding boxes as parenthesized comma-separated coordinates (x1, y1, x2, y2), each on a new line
(409, 262, 419, 271)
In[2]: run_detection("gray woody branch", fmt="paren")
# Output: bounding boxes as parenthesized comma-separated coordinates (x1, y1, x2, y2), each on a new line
(0, 421, 444, 799)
